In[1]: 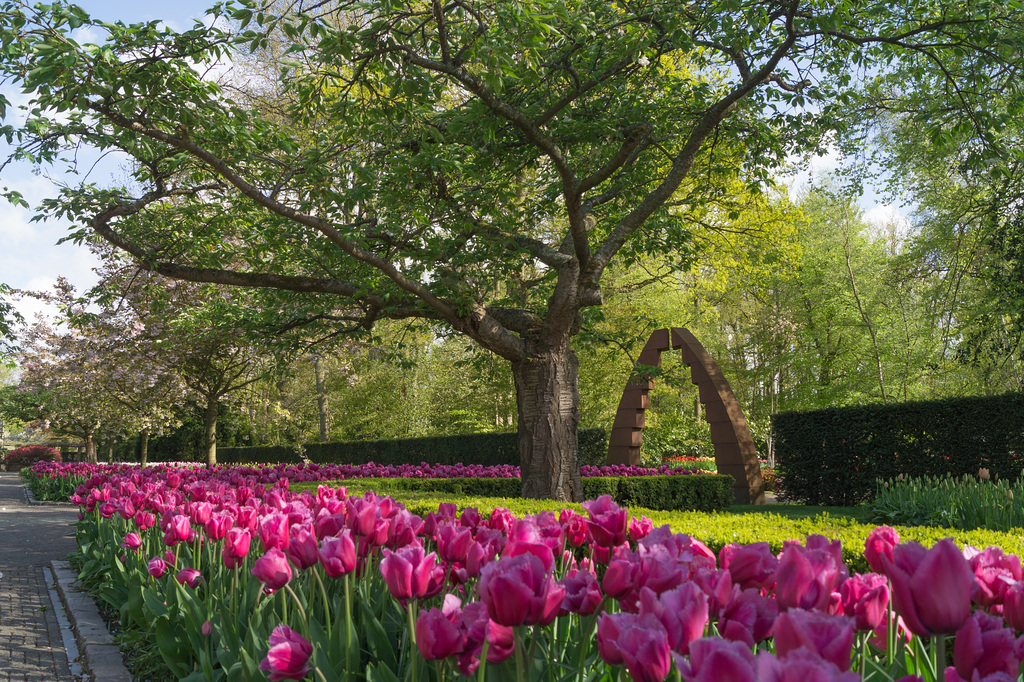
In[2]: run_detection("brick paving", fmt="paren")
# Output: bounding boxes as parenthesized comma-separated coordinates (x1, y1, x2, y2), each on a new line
(0, 472, 80, 681)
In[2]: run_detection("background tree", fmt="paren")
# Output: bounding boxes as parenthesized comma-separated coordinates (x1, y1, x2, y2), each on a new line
(2, 0, 1020, 498)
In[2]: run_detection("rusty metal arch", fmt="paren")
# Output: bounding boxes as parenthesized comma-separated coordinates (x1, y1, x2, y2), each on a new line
(606, 328, 765, 505)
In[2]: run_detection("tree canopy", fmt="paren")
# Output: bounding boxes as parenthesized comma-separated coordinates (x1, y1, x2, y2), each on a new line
(1, 0, 1021, 498)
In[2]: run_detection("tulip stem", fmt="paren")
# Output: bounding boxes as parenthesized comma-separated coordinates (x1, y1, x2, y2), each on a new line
(344, 573, 355, 677)
(935, 634, 946, 679)
(477, 640, 489, 682)
(312, 568, 331, 640)
(284, 584, 309, 637)
(407, 599, 418, 682)
(514, 627, 527, 682)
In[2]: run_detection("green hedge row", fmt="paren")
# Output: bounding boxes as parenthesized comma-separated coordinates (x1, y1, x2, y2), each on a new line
(217, 428, 609, 468)
(306, 474, 733, 513)
(308, 484, 1024, 575)
(773, 392, 1024, 506)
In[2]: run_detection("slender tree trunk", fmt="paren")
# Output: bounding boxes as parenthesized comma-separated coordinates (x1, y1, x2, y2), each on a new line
(204, 395, 218, 467)
(107, 441, 114, 464)
(512, 347, 584, 501)
(139, 427, 150, 466)
(313, 356, 329, 442)
(85, 429, 97, 464)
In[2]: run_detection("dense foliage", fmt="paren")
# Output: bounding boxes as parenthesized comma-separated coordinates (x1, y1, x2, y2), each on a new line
(3, 443, 60, 469)
(774, 392, 1024, 506)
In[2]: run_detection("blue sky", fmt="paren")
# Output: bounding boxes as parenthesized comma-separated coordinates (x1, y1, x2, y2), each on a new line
(0, 1, 904, 325)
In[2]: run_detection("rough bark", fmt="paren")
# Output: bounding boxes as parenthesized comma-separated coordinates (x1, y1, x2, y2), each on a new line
(139, 427, 150, 467)
(512, 347, 584, 501)
(313, 356, 329, 442)
(85, 430, 97, 464)
(204, 396, 218, 467)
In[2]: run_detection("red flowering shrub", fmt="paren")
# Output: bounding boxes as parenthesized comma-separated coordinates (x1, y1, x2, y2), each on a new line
(4, 445, 62, 471)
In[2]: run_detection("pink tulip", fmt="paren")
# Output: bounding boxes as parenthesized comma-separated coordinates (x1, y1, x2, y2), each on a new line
(258, 513, 291, 552)
(1002, 581, 1024, 631)
(121, 532, 142, 553)
(773, 609, 856, 671)
(436, 524, 474, 564)
(674, 636, 757, 682)
(163, 514, 192, 546)
(285, 527, 319, 570)
(386, 509, 424, 549)
(502, 517, 556, 574)
(259, 624, 312, 681)
(222, 528, 251, 569)
(757, 648, 860, 682)
(147, 557, 168, 578)
(319, 531, 357, 577)
(416, 595, 468, 660)
(839, 573, 889, 631)
(692, 568, 734, 615)
(379, 543, 446, 602)
(629, 516, 654, 542)
(478, 554, 565, 627)
(638, 583, 708, 655)
(949, 610, 1021, 681)
(881, 539, 974, 636)
(559, 509, 589, 547)
(596, 612, 672, 682)
(346, 496, 378, 536)
(718, 587, 778, 647)
(204, 512, 233, 541)
(864, 526, 900, 574)
(559, 568, 604, 616)
(966, 546, 1023, 609)
(603, 547, 641, 602)
(719, 542, 778, 591)
(457, 602, 515, 675)
(582, 495, 628, 549)
(251, 548, 293, 594)
(776, 542, 845, 612)
(176, 567, 203, 589)
(133, 510, 156, 531)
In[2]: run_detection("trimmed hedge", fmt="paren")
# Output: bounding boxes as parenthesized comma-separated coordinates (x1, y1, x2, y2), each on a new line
(218, 428, 609, 468)
(310, 483, 1024, 575)
(307, 473, 733, 513)
(773, 392, 1024, 506)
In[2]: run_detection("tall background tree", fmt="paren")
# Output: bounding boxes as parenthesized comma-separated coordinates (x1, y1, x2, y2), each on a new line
(1, 0, 1020, 498)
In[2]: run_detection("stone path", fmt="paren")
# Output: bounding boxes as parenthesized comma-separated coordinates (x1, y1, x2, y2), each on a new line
(0, 471, 80, 681)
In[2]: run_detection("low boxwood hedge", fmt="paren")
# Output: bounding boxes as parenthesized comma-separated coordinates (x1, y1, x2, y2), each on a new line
(304, 474, 733, 513)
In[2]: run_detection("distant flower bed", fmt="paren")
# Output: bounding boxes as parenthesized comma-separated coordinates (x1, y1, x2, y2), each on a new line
(26, 460, 708, 494)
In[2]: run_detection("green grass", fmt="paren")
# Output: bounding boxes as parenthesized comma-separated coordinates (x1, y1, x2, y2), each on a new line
(728, 502, 873, 523)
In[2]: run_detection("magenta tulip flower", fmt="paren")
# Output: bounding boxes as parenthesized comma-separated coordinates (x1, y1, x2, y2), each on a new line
(133, 510, 156, 531)
(259, 624, 312, 681)
(502, 518, 556, 574)
(719, 542, 778, 591)
(222, 528, 251, 569)
(582, 495, 629, 548)
(121, 532, 142, 553)
(775, 542, 845, 612)
(629, 516, 654, 542)
(881, 538, 974, 636)
(1002, 581, 1024, 631)
(163, 514, 192, 546)
(251, 548, 293, 594)
(285, 527, 319, 570)
(478, 554, 565, 627)
(176, 567, 203, 589)
(436, 524, 474, 564)
(379, 543, 446, 602)
(757, 648, 860, 682)
(966, 546, 1023, 609)
(674, 636, 757, 682)
(718, 587, 778, 647)
(692, 568, 734, 615)
(416, 599, 468, 661)
(258, 513, 291, 552)
(560, 509, 589, 547)
(147, 557, 168, 578)
(773, 609, 856, 671)
(319, 531, 357, 577)
(204, 513, 233, 541)
(596, 612, 672, 682)
(559, 568, 604, 616)
(838, 573, 889, 631)
(638, 583, 708, 655)
(603, 547, 641, 601)
(950, 610, 1021, 681)
(457, 602, 515, 676)
(864, 526, 900, 574)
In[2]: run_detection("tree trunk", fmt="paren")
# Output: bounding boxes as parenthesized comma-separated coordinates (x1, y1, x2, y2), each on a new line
(85, 429, 97, 464)
(106, 441, 114, 464)
(512, 347, 584, 501)
(313, 356, 329, 442)
(204, 396, 218, 467)
(139, 427, 150, 466)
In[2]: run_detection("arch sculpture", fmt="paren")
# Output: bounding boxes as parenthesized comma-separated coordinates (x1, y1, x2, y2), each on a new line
(606, 328, 765, 505)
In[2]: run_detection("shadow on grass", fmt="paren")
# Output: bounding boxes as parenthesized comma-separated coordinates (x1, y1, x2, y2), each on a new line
(728, 502, 873, 524)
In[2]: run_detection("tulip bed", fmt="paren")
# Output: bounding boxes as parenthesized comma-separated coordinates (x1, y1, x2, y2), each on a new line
(31, 461, 1024, 682)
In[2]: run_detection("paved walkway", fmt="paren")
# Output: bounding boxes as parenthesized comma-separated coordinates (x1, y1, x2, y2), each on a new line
(0, 472, 80, 682)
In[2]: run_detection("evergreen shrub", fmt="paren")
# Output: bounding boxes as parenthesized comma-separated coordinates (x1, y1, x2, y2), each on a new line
(773, 392, 1024, 506)
(4, 445, 62, 471)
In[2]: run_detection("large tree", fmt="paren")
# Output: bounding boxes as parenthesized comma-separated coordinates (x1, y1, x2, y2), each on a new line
(1, 0, 1020, 499)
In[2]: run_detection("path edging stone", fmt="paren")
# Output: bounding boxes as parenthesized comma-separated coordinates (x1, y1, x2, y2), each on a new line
(50, 560, 133, 682)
